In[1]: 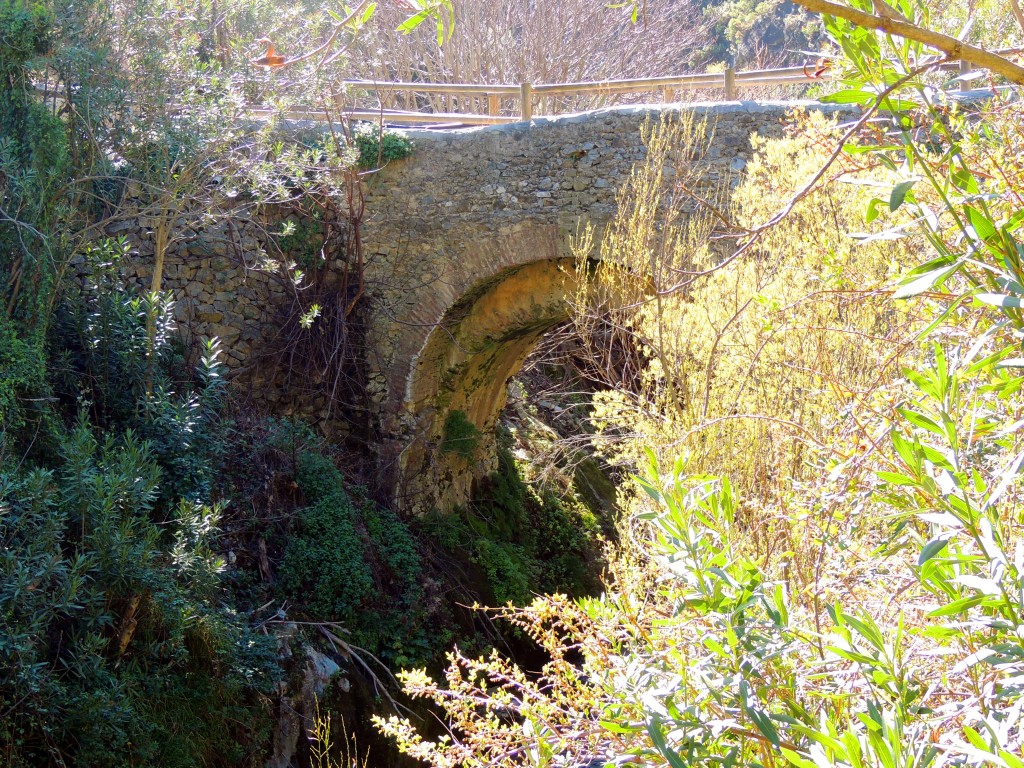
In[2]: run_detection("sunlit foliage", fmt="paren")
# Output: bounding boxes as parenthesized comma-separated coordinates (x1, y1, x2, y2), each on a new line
(376, 7, 1024, 765)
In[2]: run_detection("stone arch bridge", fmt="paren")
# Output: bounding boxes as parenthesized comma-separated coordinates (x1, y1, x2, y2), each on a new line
(110, 100, 848, 512)
(360, 100, 853, 512)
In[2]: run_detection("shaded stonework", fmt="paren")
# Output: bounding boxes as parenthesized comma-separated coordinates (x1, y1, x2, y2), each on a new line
(87, 100, 854, 512)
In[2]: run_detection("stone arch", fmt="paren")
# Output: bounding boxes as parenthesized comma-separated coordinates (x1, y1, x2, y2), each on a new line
(398, 257, 591, 513)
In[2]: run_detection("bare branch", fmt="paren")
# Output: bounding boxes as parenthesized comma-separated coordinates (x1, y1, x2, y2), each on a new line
(272, 0, 372, 69)
(794, 0, 1024, 84)
(1012, 0, 1024, 39)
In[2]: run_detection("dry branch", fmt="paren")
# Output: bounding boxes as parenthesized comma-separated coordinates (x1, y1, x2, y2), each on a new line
(793, 0, 1024, 84)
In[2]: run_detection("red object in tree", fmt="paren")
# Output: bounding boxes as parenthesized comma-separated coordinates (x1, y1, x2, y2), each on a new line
(251, 38, 286, 68)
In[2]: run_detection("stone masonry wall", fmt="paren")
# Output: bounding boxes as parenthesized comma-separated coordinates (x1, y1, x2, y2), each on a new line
(355, 100, 854, 508)
(81, 99, 855, 508)
(73, 200, 350, 427)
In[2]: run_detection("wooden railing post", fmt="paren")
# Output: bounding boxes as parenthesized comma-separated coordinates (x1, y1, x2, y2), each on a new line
(662, 86, 675, 103)
(520, 82, 533, 121)
(724, 67, 736, 100)
(960, 59, 971, 92)
(488, 93, 500, 116)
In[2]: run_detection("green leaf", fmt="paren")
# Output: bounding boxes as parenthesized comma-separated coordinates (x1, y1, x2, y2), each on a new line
(889, 179, 917, 212)
(875, 97, 920, 113)
(739, 679, 781, 747)
(929, 594, 987, 617)
(829, 646, 879, 665)
(950, 168, 979, 195)
(897, 407, 945, 439)
(963, 726, 990, 752)
(781, 748, 817, 768)
(844, 613, 886, 651)
(635, 474, 661, 503)
(918, 536, 951, 565)
(599, 720, 640, 734)
(843, 143, 902, 155)
(1004, 209, 1024, 233)
(975, 293, 1024, 309)
(890, 430, 920, 470)
(646, 719, 688, 768)
(747, 707, 782, 747)
(965, 204, 999, 244)
(866, 197, 886, 224)
(877, 470, 917, 486)
(822, 89, 875, 105)
(397, 8, 433, 33)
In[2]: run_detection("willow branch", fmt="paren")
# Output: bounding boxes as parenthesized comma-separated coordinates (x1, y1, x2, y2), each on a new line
(1012, 0, 1024, 39)
(793, 0, 1024, 84)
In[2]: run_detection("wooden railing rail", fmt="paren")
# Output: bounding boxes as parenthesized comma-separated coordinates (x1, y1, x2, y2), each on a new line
(334, 51, 1024, 126)
(339, 65, 826, 125)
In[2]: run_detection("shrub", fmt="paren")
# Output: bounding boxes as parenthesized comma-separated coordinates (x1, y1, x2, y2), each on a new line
(0, 315, 49, 448)
(425, 435, 604, 606)
(276, 446, 445, 666)
(352, 123, 413, 169)
(0, 419, 276, 767)
(278, 451, 375, 623)
(362, 496, 422, 590)
(2, 241, 275, 766)
(49, 239, 227, 506)
(0, 1, 51, 76)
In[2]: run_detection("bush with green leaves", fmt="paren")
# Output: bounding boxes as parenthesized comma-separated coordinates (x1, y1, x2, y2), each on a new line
(2, 242, 277, 766)
(277, 445, 440, 665)
(0, 0, 69, 457)
(424, 435, 603, 606)
(352, 122, 414, 169)
(0, 418, 276, 767)
(49, 239, 227, 505)
(278, 450, 376, 624)
(0, 315, 50, 450)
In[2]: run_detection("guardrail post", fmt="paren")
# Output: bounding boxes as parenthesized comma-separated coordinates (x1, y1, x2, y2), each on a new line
(520, 82, 533, 121)
(662, 86, 675, 103)
(488, 93, 500, 116)
(960, 59, 970, 92)
(724, 67, 736, 100)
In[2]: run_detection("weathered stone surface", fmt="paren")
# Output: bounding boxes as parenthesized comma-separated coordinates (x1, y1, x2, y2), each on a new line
(358, 100, 853, 512)
(95, 100, 852, 513)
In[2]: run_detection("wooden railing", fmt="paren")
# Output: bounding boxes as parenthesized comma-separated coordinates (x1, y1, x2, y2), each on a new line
(351, 66, 827, 126)
(252, 65, 833, 127)
(284, 53, 1019, 127)
(39, 56, 1015, 129)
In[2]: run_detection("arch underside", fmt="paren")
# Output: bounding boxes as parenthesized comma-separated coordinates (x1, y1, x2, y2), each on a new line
(400, 258, 588, 513)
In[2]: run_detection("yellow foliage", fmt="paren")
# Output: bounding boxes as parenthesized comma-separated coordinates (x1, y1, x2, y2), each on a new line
(376, 104, 1024, 768)
(577, 110, 919, 502)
